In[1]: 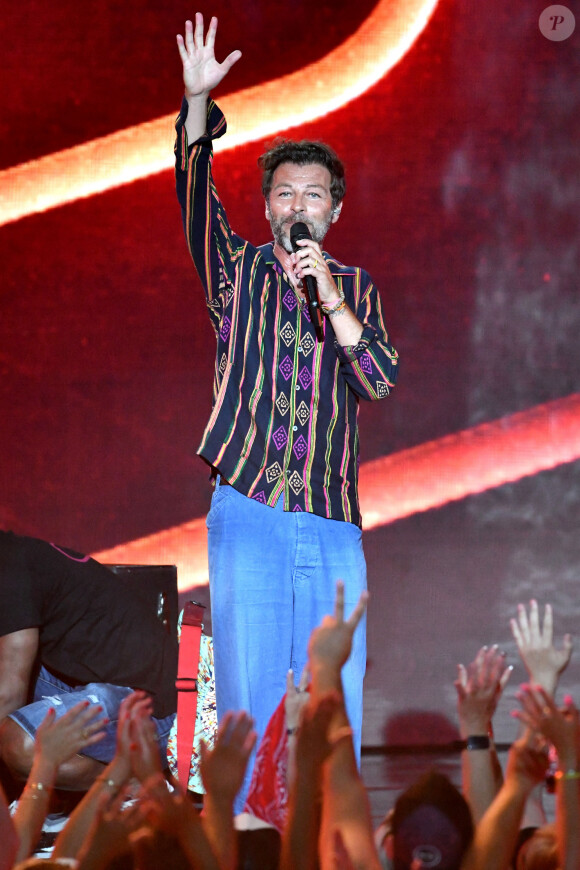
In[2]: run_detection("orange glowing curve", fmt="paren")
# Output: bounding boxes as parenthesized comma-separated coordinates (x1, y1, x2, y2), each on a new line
(0, 0, 440, 227)
(92, 393, 580, 594)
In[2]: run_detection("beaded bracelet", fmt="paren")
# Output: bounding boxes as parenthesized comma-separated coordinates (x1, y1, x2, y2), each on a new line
(328, 300, 347, 319)
(554, 769, 580, 781)
(321, 290, 345, 316)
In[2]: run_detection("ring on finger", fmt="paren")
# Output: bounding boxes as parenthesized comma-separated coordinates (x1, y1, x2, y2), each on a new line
(312, 258, 318, 268)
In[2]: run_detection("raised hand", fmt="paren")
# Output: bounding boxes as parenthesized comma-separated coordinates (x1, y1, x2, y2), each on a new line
(35, 700, 107, 771)
(307, 581, 368, 675)
(176, 13, 241, 99)
(455, 645, 512, 737)
(514, 685, 579, 772)
(510, 600, 573, 696)
(200, 710, 257, 804)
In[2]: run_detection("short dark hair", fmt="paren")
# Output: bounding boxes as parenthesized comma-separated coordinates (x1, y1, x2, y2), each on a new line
(258, 138, 346, 208)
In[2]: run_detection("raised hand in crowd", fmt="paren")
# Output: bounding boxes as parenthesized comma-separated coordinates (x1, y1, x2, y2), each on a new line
(136, 772, 220, 870)
(12, 700, 106, 864)
(280, 689, 342, 870)
(510, 599, 574, 832)
(454, 645, 512, 822)
(200, 710, 257, 869)
(510, 599, 573, 697)
(301, 581, 380, 870)
(514, 685, 580, 870)
(52, 690, 153, 863)
(462, 726, 550, 870)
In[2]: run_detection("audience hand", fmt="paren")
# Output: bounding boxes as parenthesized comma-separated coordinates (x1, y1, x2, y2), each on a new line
(200, 710, 257, 806)
(514, 685, 579, 772)
(510, 600, 573, 696)
(307, 581, 368, 677)
(455, 645, 512, 738)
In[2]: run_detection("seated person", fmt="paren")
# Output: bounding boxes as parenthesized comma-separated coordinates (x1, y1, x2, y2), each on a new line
(0, 531, 178, 791)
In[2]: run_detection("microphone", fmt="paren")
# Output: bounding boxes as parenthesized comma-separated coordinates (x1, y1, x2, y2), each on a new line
(290, 222, 324, 342)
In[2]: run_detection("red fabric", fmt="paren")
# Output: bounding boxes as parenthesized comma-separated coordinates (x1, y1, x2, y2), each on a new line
(243, 693, 289, 833)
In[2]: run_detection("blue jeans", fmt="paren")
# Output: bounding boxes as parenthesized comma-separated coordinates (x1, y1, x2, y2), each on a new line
(9, 666, 175, 764)
(207, 478, 367, 814)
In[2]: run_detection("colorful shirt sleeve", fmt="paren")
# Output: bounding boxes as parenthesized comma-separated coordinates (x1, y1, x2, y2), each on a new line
(175, 98, 243, 334)
(332, 271, 399, 401)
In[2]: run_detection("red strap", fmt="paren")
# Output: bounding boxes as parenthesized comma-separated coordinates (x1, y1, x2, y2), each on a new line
(175, 601, 204, 787)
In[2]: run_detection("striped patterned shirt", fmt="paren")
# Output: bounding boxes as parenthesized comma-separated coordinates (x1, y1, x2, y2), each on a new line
(175, 100, 398, 528)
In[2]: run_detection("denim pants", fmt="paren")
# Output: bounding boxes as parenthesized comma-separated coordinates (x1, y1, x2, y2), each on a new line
(9, 666, 176, 764)
(207, 478, 367, 814)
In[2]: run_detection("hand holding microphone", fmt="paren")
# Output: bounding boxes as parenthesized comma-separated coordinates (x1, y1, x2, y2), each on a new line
(290, 222, 325, 342)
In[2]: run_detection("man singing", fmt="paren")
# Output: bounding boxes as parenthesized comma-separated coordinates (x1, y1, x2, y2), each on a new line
(175, 13, 398, 812)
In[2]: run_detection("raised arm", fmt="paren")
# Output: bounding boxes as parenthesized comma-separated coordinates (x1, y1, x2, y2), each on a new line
(52, 691, 152, 861)
(510, 599, 573, 829)
(12, 701, 106, 863)
(454, 645, 512, 821)
(514, 686, 580, 870)
(176, 13, 241, 144)
(200, 710, 257, 870)
(461, 728, 549, 870)
(306, 582, 380, 870)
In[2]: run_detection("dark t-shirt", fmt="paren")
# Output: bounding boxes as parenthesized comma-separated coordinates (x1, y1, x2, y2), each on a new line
(0, 531, 177, 718)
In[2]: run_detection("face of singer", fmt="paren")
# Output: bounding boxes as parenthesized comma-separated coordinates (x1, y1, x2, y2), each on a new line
(265, 162, 342, 253)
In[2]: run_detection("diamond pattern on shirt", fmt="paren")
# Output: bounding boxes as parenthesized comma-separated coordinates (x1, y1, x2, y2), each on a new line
(272, 426, 288, 450)
(298, 366, 312, 390)
(283, 288, 298, 311)
(299, 333, 315, 357)
(292, 504, 303, 512)
(219, 316, 231, 341)
(360, 352, 373, 375)
(376, 381, 390, 398)
(279, 355, 294, 381)
(252, 491, 267, 504)
(295, 401, 310, 427)
(265, 462, 283, 484)
(276, 392, 290, 416)
(280, 322, 296, 347)
(219, 353, 228, 375)
(287, 471, 305, 495)
(293, 435, 308, 461)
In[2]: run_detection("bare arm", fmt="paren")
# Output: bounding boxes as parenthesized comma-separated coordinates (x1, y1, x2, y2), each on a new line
(455, 645, 512, 822)
(52, 692, 152, 860)
(176, 14, 241, 144)
(13, 701, 106, 863)
(0, 629, 39, 720)
(514, 686, 580, 870)
(461, 729, 548, 870)
(200, 710, 257, 870)
(306, 582, 381, 870)
(510, 599, 573, 828)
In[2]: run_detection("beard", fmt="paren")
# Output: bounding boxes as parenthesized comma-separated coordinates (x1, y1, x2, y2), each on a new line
(269, 212, 333, 253)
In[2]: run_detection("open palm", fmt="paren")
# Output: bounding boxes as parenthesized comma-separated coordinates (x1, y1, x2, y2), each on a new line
(176, 14, 241, 97)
